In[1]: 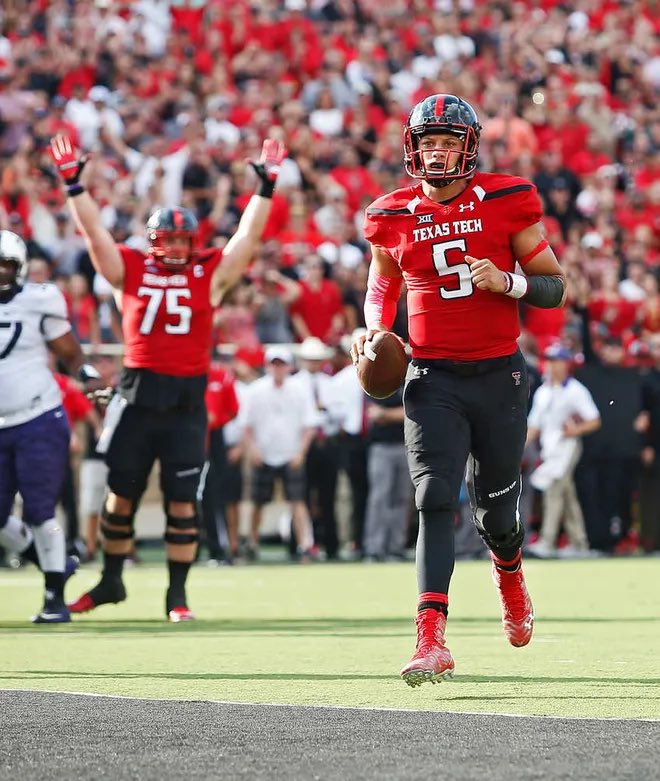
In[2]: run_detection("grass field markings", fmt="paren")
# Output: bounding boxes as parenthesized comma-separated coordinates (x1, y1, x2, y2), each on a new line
(4, 687, 660, 722)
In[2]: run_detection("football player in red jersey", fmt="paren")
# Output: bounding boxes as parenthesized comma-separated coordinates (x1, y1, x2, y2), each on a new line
(352, 94, 566, 686)
(49, 133, 286, 622)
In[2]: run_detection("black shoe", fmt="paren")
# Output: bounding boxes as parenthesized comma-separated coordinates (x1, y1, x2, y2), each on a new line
(68, 577, 126, 614)
(32, 595, 71, 624)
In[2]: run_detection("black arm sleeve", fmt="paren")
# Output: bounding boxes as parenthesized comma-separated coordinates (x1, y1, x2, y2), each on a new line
(524, 275, 565, 309)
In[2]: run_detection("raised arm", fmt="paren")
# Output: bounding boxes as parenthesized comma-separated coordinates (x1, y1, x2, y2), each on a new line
(210, 139, 286, 306)
(49, 135, 125, 289)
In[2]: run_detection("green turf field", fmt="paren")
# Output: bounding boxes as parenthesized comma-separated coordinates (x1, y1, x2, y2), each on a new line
(1, 557, 659, 719)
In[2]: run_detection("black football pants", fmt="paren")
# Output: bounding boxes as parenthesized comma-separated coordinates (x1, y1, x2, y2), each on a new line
(403, 350, 529, 597)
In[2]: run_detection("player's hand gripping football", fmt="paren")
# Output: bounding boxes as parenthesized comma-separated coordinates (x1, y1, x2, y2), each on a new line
(466, 255, 508, 294)
(49, 135, 88, 185)
(249, 138, 287, 197)
(350, 328, 383, 366)
(350, 328, 405, 366)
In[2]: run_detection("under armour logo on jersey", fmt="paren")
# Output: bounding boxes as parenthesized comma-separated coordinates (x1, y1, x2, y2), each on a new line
(193, 265, 203, 278)
(416, 213, 434, 225)
(459, 202, 475, 212)
(512, 371, 522, 386)
(412, 365, 429, 376)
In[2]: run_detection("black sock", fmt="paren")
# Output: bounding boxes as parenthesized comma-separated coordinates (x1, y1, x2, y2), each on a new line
(21, 542, 40, 567)
(167, 560, 191, 606)
(102, 552, 126, 579)
(44, 572, 64, 601)
(415, 509, 456, 595)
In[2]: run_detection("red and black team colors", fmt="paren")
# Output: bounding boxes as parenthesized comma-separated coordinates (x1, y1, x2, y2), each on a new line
(352, 94, 566, 686)
(49, 133, 285, 622)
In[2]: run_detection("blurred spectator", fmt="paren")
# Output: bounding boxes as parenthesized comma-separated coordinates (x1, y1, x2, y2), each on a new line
(574, 331, 644, 552)
(290, 336, 341, 561)
(289, 253, 345, 343)
(638, 334, 660, 553)
(200, 359, 239, 565)
(526, 345, 601, 559)
(242, 346, 315, 561)
(362, 388, 411, 562)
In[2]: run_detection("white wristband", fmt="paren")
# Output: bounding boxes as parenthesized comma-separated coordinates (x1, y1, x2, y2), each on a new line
(505, 273, 528, 299)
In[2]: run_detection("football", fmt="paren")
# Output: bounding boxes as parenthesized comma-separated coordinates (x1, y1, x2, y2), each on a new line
(357, 331, 408, 399)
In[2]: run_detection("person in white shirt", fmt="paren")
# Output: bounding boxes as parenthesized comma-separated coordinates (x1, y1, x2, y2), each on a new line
(242, 346, 316, 560)
(0, 231, 96, 622)
(329, 331, 369, 557)
(290, 336, 342, 560)
(526, 344, 601, 558)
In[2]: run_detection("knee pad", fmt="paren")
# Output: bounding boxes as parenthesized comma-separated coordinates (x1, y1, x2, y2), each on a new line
(164, 514, 199, 546)
(475, 510, 524, 558)
(108, 470, 148, 503)
(415, 476, 456, 513)
(101, 508, 135, 541)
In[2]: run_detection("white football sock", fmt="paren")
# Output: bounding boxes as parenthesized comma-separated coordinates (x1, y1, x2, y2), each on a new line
(0, 515, 34, 554)
(32, 519, 65, 573)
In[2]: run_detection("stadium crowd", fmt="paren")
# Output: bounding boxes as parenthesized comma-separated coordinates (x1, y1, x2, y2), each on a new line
(0, 0, 659, 564)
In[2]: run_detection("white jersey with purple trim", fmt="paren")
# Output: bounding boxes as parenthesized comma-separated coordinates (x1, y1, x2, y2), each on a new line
(0, 283, 71, 428)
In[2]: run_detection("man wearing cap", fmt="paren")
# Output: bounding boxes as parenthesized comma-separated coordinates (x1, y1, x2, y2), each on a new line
(241, 346, 315, 560)
(526, 344, 601, 558)
(291, 336, 341, 560)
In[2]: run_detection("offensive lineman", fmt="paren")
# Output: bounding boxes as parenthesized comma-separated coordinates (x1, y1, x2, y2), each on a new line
(352, 95, 566, 686)
(0, 230, 96, 623)
(50, 134, 285, 622)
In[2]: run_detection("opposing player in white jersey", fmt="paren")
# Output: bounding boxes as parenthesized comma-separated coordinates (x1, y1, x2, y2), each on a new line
(0, 230, 97, 623)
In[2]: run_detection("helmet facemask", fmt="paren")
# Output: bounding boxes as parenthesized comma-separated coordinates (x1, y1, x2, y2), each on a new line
(148, 230, 196, 269)
(404, 125, 479, 185)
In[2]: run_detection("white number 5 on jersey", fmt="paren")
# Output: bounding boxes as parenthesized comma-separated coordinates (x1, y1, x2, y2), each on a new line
(432, 239, 473, 299)
(137, 287, 192, 335)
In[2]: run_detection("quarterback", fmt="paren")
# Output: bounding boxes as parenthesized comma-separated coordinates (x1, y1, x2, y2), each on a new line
(352, 94, 566, 686)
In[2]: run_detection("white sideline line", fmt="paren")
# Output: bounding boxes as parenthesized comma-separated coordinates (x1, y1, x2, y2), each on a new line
(2, 688, 658, 723)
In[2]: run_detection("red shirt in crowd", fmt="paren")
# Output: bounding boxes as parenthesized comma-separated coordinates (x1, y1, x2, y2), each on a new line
(205, 363, 239, 432)
(289, 279, 344, 342)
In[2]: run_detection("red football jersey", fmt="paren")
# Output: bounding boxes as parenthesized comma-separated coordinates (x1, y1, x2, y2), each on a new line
(119, 246, 222, 376)
(364, 172, 543, 360)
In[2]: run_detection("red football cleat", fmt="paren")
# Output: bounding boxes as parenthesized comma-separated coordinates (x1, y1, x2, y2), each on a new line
(67, 577, 127, 614)
(67, 593, 96, 614)
(491, 555, 534, 647)
(168, 606, 195, 623)
(400, 609, 455, 687)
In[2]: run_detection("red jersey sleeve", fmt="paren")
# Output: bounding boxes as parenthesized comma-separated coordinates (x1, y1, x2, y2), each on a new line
(504, 181, 543, 237)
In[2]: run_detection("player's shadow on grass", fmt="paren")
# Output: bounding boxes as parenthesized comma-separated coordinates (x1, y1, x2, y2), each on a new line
(5, 671, 660, 687)
(1, 615, 655, 635)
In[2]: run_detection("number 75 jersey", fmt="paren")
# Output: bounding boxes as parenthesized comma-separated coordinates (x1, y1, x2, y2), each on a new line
(0, 283, 71, 427)
(119, 246, 223, 377)
(364, 171, 543, 361)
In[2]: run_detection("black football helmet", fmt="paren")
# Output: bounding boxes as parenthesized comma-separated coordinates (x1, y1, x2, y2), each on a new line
(403, 94, 481, 183)
(146, 207, 198, 269)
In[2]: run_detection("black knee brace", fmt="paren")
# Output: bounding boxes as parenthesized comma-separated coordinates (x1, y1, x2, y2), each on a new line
(475, 514, 524, 560)
(101, 508, 135, 541)
(415, 476, 457, 513)
(164, 514, 199, 546)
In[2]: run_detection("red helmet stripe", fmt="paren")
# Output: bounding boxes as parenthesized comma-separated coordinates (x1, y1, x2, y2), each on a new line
(173, 209, 183, 228)
(434, 95, 446, 119)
